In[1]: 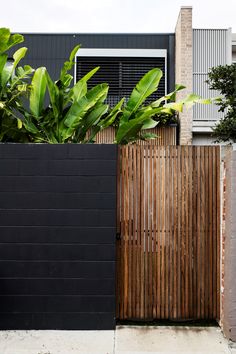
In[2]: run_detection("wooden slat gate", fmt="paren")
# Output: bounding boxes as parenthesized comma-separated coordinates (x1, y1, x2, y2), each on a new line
(116, 146, 220, 321)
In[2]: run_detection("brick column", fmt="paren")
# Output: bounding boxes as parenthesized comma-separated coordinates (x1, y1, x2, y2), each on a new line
(175, 6, 193, 145)
(222, 146, 236, 341)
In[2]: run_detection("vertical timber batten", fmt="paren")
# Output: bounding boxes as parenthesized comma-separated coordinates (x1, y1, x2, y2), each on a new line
(117, 145, 220, 321)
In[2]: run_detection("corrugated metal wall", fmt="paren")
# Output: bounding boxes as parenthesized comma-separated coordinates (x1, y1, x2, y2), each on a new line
(9, 33, 175, 92)
(193, 29, 231, 124)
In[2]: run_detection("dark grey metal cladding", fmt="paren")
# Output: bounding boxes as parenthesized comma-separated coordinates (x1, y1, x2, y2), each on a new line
(0, 144, 117, 330)
(8, 33, 175, 91)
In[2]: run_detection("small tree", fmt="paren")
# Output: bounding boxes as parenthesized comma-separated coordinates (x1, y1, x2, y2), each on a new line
(207, 64, 236, 143)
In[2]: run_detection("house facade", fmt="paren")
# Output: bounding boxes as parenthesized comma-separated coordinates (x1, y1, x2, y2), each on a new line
(9, 7, 234, 145)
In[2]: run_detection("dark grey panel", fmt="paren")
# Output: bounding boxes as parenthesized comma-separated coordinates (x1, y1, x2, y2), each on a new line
(0, 159, 116, 176)
(0, 261, 116, 278)
(0, 176, 116, 192)
(0, 244, 115, 261)
(0, 193, 116, 209)
(0, 144, 117, 330)
(0, 313, 115, 330)
(0, 295, 115, 312)
(0, 278, 115, 296)
(0, 226, 116, 243)
(0, 143, 117, 159)
(9, 33, 175, 90)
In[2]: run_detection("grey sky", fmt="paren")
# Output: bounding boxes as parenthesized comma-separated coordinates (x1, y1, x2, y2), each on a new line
(1, 0, 236, 33)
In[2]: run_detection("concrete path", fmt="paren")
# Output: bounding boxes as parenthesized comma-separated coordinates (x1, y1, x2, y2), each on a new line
(0, 326, 235, 354)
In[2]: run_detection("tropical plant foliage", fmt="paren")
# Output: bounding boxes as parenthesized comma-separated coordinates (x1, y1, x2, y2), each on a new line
(0, 28, 210, 144)
(9, 44, 125, 143)
(0, 28, 34, 141)
(207, 64, 236, 143)
(23, 46, 111, 143)
(114, 69, 211, 144)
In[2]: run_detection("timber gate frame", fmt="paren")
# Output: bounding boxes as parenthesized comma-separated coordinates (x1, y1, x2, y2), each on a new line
(116, 145, 221, 321)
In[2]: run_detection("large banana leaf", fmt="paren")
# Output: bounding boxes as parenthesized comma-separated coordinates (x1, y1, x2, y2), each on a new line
(164, 93, 211, 112)
(181, 93, 211, 109)
(142, 118, 159, 129)
(64, 83, 109, 129)
(164, 101, 184, 112)
(86, 97, 124, 144)
(12, 65, 34, 88)
(46, 71, 60, 119)
(122, 68, 162, 122)
(98, 98, 124, 130)
(76, 103, 109, 142)
(0, 28, 10, 53)
(0, 53, 7, 85)
(69, 45, 81, 63)
(61, 74, 73, 88)
(67, 66, 100, 103)
(12, 47, 27, 70)
(0, 47, 28, 88)
(140, 131, 159, 140)
(116, 107, 164, 144)
(60, 44, 80, 82)
(151, 84, 186, 108)
(22, 116, 40, 134)
(0, 62, 13, 89)
(0, 28, 24, 53)
(6, 34, 24, 52)
(29, 67, 47, 118)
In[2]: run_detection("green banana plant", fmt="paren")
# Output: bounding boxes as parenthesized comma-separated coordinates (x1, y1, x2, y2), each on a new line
(114, 69, 211, 144)
(0, 29, 211, 145)
(114, 68, 171, 144)
(22, 46, 120, 143)
(85, 98, 125, 143)
(0, 28, 23, 54)
(0, 28, 34, 142)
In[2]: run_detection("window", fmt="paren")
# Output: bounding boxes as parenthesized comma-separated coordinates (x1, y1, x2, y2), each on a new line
(75, 49, 167, 106)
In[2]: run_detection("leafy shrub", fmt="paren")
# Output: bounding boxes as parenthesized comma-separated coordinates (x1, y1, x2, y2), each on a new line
(207, 64, 236, 143)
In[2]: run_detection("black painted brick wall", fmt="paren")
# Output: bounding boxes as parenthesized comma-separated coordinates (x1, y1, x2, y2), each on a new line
(0, 144, 117, 330)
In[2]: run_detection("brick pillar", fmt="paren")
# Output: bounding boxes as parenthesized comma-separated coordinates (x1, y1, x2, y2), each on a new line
(175, 6, 193, 145)
(222, 146, 236, 341)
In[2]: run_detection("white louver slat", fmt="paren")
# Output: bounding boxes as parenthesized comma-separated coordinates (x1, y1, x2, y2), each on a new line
(193, 29, 231, 127)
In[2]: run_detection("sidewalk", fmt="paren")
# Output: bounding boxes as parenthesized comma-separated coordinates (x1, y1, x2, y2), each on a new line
(0, 326, 235, 354)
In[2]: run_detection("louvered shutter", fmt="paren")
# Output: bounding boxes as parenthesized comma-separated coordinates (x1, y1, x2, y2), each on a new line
(76, 57, 166, 106)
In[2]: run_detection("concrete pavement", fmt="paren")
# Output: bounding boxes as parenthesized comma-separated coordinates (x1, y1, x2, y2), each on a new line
(0, 326, 234, 354)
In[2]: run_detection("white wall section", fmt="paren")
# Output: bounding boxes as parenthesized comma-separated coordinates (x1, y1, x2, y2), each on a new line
(193, 29, 232, 131)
